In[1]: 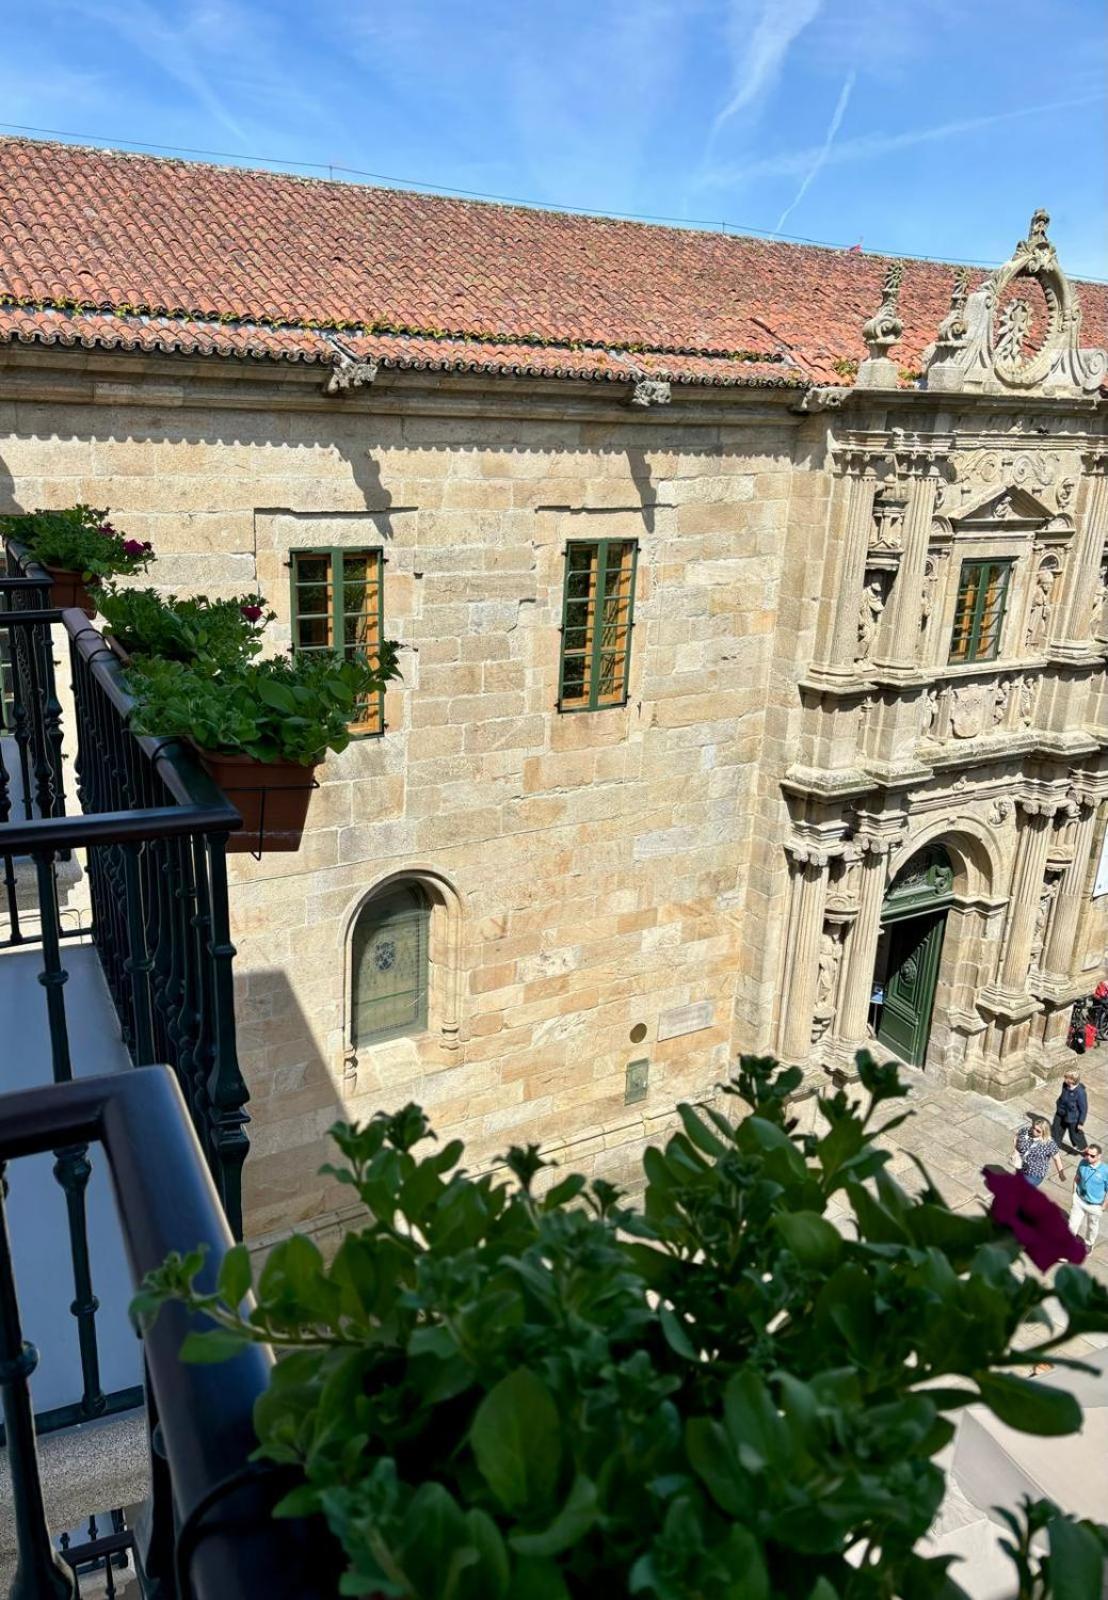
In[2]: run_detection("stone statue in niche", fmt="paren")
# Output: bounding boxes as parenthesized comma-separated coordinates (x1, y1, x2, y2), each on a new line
(1019, 676, 1036, 727)
(920, 558, 938, 631)
(921, 687, 940, 738)
(1026, 562, 1056, 651)
(816, 927, 842, 1007)
(857, 576, 885, 661)
(992, 679, 1011, 726)
(1031, 879, 1059, 970)
(1093, 556, 1108, 637)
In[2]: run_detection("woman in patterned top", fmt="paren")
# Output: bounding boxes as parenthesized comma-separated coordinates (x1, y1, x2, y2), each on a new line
(1013, 1118, 1065, 1188)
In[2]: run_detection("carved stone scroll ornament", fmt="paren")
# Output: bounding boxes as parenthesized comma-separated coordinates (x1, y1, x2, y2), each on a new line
(988, 798, 1013, 827)
(923, 210, 1108, 396)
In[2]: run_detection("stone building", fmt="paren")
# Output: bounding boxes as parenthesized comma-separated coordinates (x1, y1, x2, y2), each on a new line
(0, 139, 1105, 1244)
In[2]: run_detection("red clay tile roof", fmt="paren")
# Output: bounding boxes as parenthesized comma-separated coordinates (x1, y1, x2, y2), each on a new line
(0, 136, 1105, 391)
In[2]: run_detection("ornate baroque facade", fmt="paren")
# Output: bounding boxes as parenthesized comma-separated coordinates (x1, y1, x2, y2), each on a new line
(0, 146, 1104, 1243)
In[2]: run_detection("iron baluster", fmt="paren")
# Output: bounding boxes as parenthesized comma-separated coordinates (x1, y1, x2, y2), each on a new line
(0, 1164, 78, 1599)
(205, 831, 249, 1240)
(33, 851, 73, 1084)
(51, 1143, 106, 1422)
(121, 842, 156, 1066)
(34, 618, 66, 819)
(9, 625, 34, 821)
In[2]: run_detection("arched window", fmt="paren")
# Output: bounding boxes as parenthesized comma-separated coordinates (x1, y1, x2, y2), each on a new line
(351, 883, 430, 1045)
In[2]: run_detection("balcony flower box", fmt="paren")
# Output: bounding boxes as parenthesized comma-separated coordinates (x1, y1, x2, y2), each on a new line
(125, 645, 399, 856)
(0, 504, 154, 616)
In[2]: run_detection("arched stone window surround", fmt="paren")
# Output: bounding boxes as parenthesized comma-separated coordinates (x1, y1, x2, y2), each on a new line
(342, 866, 463, 1061)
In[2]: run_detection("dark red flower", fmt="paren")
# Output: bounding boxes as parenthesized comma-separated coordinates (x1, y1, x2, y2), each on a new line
(240, 603, 264, 623)
(122, 539, 147, 557)
(98, 521, 116, 536)
(983, 1169, 1086, 1272)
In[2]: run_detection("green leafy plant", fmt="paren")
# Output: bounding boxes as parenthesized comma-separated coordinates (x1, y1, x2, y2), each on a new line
(97, 585, 275, 668)
(0, 504, 154, 580)
(134, 1054, 1108, 1599)
(125, 644, 400, 765)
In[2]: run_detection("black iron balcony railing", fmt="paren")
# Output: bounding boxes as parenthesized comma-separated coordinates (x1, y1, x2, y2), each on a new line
(0, 544, 264, 1593)
(0, 1068, 333, 1600)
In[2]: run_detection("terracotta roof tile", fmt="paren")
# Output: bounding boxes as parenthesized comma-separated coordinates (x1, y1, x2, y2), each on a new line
(0, 137, 1104, 390)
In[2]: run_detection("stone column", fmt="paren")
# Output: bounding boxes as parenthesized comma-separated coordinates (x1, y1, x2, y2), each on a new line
(777, 846, 831, 1061)
(872, 450, 945, 679)
(809, 453, 883, 683)
(1054, 453, 1108, 657)
(836, 839, 891, 1044)
(998, 798, 1058, 992)
(1043, 801, 1098, 980)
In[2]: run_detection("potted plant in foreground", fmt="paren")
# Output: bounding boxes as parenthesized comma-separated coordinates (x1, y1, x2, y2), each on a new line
(0, 504, 153, 614)
(96, 584, 275, 667)
(126, 644, 399, 852)
(135, 1053, 1108, 1599)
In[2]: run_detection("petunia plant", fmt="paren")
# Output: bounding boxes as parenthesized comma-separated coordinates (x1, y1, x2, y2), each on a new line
(133, 1053, 1108, 1600)
(0, 504, 153, 580)
(96, 584, 275, 669)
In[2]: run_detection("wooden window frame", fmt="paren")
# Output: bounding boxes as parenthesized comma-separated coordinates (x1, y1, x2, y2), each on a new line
(948, 558, 1012, 666)
(557, 537, 638, 713)
(289, 546, 385, 736)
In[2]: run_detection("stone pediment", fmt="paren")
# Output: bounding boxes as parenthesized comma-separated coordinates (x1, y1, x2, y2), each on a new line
(955, 484, 1054, 525)
(936, 445, 1080, 520)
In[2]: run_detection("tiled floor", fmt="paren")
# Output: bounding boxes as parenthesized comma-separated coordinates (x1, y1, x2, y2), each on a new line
(855, 1047, 1108, 1364)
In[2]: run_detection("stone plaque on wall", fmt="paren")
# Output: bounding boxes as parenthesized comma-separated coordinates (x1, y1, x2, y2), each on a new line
(658, 1001, 715, 1041)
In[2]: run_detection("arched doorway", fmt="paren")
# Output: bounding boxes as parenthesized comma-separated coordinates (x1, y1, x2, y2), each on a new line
(873, 844, 955, 1066)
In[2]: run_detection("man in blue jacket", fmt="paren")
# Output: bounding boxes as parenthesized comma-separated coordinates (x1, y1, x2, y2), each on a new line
(1052, 1071, 1088, 1152)
(1068, 1143, 1108, 1249)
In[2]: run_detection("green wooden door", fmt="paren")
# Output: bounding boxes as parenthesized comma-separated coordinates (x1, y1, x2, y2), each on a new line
(877, 911, 946, 1066)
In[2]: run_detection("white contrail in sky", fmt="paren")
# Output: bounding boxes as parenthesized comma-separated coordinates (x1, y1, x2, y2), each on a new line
(774, 69, 856, 231)
(709, 0, 823, 143)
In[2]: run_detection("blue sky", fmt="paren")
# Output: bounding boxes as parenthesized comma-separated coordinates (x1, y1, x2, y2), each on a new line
(3, 0, 1105, 278)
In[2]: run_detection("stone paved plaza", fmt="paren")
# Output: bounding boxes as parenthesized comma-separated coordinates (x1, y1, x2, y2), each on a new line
(865, 1044, 1108, 1364)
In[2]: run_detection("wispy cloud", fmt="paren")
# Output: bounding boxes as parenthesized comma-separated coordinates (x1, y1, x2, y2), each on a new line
(709, 0, 822, 143)
(774, 69, 854, 230)
(702, 90, 1104, 188)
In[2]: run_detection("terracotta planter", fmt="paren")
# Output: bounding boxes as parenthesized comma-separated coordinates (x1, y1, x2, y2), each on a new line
(194, 748, 318, 854)
(42, 564, 100, 617)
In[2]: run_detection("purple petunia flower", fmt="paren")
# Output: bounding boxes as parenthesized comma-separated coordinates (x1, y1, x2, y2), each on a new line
(983, 1168, 1086, 1272)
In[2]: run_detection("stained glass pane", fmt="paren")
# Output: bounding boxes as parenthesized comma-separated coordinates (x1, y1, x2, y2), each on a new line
(352, 885, 429, 1045)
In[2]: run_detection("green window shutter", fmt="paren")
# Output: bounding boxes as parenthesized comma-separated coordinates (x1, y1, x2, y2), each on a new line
(948, 559, 1012, 665)
(290, 546, 385, 734)
(558, 538, 637, 712)
(351, 884, 430, 1045)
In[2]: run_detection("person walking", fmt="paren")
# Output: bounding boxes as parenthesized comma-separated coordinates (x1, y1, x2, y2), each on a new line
(1013, 1118, 1065, 1188)
(1068, 1142, 1108, 1250)
(1052, 1071, 1088, 1152)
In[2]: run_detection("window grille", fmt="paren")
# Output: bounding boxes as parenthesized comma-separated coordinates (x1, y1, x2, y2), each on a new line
(290, 547, 384, 734)
(558, 539, 638, 711)
(948, 559, 1012, 665)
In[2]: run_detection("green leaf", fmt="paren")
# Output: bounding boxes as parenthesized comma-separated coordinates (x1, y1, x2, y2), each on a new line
(974, 1372, 1083, 1436)
(217, 1243, 252, 1307)
(180, 1327, 249, 1363)
(774, 1210, 843, 1269)
(723, 1370, 789, 1472)
(273, 1484, 320, 1519)
(510, 1475, 597, 1557)
(1046, 1514, 1108, 1600)
(470, 1368, 562, 1514)
(686, 1418, 749, 1516)
(659, 1304, 699, 1360)
(507, 1559, 571, 1600)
